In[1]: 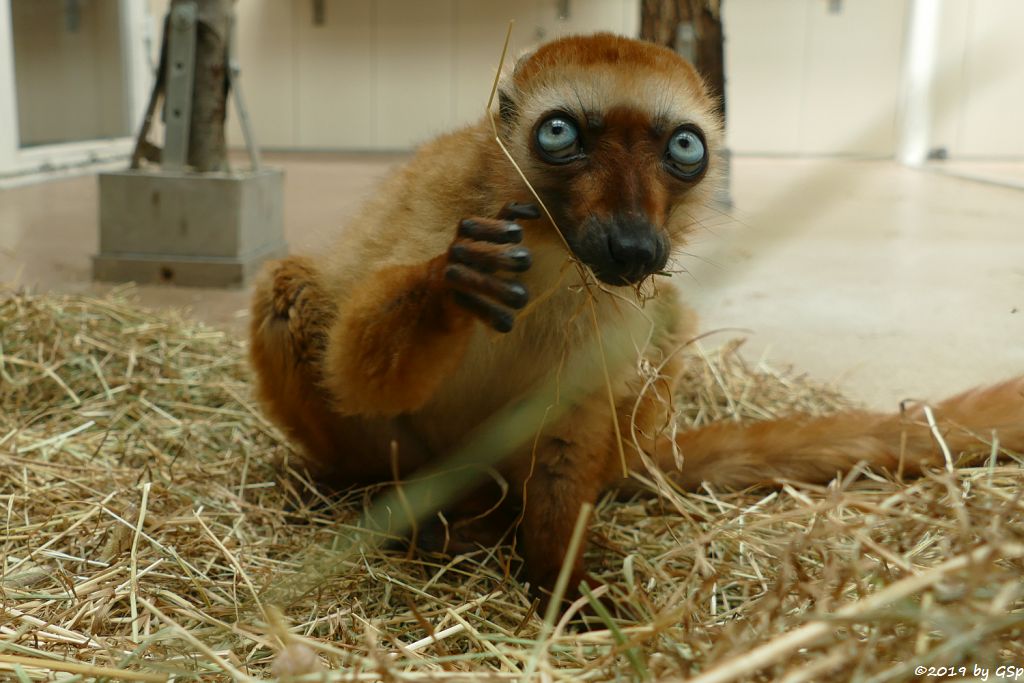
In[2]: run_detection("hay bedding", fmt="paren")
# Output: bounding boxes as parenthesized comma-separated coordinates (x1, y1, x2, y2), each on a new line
(1, 288, 1022, 682)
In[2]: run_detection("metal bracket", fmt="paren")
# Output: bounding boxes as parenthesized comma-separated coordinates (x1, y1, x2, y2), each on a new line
(163, 1, 198, 171)
(131, 2, 260, 172)
(131, 11, 168, 169)
(228, 13, 261, 171)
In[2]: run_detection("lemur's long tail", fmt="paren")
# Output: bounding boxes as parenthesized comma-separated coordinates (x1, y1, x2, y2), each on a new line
(656, 376, 1024, 490)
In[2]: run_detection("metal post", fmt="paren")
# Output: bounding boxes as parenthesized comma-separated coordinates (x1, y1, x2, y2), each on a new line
(162, 0, 197, 171)
(898, 0, 942, 166)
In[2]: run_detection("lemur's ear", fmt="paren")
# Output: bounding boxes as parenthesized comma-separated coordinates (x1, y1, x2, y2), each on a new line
(496, 48, 535, 126)
(497, 89, 517, 125)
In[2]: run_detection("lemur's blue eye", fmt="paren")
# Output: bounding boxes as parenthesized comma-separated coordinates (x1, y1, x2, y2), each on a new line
(665, 126, 708, 179)
(536, 116, 581, 161)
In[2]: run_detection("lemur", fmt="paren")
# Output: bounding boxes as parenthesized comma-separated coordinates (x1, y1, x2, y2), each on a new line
(250, 33, 1024, 601)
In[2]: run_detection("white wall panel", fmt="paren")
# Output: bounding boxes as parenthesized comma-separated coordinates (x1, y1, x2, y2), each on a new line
(294, 0, 373, 149)
(373, 0, 457, 149)
(120, 0, 156, 137)
(620, 0, 641, 38)
(954, 0, 1024, 157)
(725, 0, 1024, 159)
(725, 0, 907, 157)
(722, 0, 806, 154)
(10, 0, 129, 147)
(928, 0, 971, 156)
(799, 0, 907, 156)
(923, 0, 1024, 158)
(452, 1, 543, 128)
(540, 0, 638, 38)
(228, 1, 296, 148)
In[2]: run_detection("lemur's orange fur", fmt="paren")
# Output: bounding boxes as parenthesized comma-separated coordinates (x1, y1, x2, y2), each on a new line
(250, 34, 1024, 600)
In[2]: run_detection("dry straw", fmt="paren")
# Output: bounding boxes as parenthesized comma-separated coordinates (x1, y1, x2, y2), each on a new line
(2, 288, 1022, 681)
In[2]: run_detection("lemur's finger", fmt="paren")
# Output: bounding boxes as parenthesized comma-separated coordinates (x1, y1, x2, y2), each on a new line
(452, 292, 515, 333)
(449, 241, 532, 273)
(458, 217, 523, 244)
(445, 264, 529, 309)
(498, 202, 541, 221)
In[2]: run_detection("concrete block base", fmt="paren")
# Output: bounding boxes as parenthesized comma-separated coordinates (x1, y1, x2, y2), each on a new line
(94, 168, 286, 287)
(93, 246, 287, 288)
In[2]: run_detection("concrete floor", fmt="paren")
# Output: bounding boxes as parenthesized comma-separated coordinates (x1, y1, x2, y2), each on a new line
(1, 153, 1021, 410)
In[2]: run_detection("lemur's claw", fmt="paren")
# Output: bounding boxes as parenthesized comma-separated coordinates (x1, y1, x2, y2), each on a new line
(498, 201, 542, 221)
(457, 217, 523, 244)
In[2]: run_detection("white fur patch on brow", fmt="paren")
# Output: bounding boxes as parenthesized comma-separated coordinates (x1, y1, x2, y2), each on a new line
(509, 67, 720, 143)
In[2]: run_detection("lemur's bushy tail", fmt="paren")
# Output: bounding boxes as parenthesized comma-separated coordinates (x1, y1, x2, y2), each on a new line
(657, 377, 1024, 490)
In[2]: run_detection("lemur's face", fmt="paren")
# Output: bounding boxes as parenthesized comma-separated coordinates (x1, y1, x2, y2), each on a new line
(499, 34, 722, 286)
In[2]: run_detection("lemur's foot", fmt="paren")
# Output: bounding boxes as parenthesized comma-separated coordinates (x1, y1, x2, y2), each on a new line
(445, 202, 539, 333)
(264, 257, 330, 361)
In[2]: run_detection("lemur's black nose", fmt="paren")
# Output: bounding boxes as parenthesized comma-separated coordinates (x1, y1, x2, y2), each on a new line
(568, 215, 669, 286)
(598, 213, 668, 284)
(608, 233, 659, 282)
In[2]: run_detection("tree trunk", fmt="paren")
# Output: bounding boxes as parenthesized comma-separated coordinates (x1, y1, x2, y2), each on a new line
(173, 0, 232, 172)
(640, 0, 726, 121)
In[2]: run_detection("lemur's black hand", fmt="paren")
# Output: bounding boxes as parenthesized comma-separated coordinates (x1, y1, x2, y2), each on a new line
(444, 203, 538, 333)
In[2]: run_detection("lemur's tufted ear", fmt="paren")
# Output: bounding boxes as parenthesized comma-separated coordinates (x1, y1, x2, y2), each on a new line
(495, 47, 537, 126)
(497, 89, 517, 125)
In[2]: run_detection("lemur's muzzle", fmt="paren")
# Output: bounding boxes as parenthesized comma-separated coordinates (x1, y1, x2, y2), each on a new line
(571, 215, 669, 286)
